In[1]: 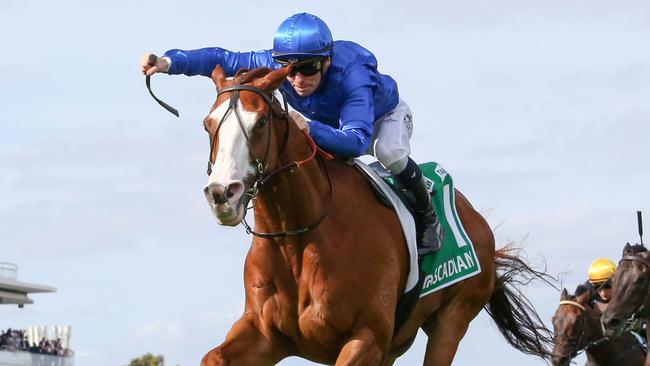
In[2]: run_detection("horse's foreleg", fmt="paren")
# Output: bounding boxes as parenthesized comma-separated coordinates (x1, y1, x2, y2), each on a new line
(334, 327, 388, 366)
(201, 316, 291, 366)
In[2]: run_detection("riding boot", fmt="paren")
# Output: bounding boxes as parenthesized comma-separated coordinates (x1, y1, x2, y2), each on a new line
(396, 158, 443, 255)
(409, 177, 443, 255)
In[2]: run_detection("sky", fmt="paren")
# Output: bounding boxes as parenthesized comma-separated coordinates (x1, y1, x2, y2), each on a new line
(1, 0, 649, 365)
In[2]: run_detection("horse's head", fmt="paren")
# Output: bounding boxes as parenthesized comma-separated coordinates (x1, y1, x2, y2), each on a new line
(602, 243, 650, 337)
(201, 65, 291, 226)
(551, 286, 594, 366)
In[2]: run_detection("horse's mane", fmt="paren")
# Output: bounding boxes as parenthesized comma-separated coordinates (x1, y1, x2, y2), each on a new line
(628, 243, 647, 254)
(234, 67, 273, 84)
(574, 284, 591, 298)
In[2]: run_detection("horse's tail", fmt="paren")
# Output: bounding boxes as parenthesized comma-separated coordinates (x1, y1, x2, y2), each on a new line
(484, 246, 556, 361)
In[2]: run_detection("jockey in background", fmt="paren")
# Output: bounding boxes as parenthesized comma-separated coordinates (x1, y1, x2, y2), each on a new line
(586, 257, 616, 310)
(141, 12, 442, 253)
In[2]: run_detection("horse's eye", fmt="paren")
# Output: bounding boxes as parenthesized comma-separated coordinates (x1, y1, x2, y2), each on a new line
(255, 116, 269, 130)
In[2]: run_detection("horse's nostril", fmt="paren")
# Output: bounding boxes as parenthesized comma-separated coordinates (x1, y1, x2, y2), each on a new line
(205, 184, 227, 205)
(225, 182, 245, 201)
(205, 182, 244, 205)
(225, 188, 234, 199)
(607, 317, 622, 328)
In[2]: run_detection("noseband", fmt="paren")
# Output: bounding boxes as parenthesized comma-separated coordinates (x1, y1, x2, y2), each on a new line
(208, 79, 333, 238)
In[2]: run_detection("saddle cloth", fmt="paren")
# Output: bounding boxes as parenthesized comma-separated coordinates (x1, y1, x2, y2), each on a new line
(354, 159, 482, 297)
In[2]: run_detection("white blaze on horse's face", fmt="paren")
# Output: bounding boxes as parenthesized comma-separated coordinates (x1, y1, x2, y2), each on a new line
(203, 98, 259, 226)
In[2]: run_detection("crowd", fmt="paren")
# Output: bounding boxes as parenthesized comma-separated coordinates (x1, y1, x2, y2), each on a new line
(0, 328, 71, 356)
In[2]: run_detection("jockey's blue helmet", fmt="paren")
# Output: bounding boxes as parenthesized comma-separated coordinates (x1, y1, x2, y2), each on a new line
(272, 13, 333, 62)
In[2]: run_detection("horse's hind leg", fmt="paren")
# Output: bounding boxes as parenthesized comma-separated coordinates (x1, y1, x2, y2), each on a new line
(335, 326, 389, 366)
(201, 315, 291, 366)
(420, 300, 485, 366)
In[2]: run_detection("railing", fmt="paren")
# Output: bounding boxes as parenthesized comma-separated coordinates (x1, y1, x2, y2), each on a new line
(0, 349, 74, 366)
(0, 263, 18, 281)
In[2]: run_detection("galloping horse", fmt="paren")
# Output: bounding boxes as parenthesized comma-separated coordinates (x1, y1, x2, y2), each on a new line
(602, 243, 650, 365)
(199, 65, 553, 365)
(552, 285, 645, 366)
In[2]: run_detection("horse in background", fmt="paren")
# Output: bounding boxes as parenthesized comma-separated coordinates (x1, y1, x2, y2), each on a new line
(198, 65, 555, 365)
(552, 284, 645, 366)
(602, 243, 650, 364)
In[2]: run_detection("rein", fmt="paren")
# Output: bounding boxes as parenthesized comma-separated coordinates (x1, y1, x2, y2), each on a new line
(212, 80, 333, 238)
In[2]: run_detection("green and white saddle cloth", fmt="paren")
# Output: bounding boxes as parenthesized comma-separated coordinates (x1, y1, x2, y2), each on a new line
(354, 160, 481, 297)
(419, 162, 481, 297)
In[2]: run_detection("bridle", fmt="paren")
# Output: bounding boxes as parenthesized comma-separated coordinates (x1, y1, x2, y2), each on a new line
(556, 300, 591, 358)
(209, 77, 333, 238)
(145, 64, 335, 238)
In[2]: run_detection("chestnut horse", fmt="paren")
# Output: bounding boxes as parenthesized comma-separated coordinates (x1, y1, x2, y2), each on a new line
(602, 243, 650, 365)
(552, 285, 645, 366)
(199, 65, 553, 365)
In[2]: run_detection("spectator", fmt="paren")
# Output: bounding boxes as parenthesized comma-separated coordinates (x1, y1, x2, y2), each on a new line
(0, 328, 71, 356)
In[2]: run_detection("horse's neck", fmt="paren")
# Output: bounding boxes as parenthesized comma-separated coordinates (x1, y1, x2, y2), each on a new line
(585, 305, 635, 364)
(252, 126, 331, 241)
(641, 288, 650, 316)
(582, 305, 605, 355)
(587, 334, 640, 366)
(254, 162, 328, 228)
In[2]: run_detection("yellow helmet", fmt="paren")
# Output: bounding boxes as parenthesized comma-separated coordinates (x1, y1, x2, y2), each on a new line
(588, 258, 617, 284)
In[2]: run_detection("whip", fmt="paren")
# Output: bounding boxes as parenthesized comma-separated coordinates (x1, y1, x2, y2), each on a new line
(145, 54, 179, 117)
(638, 211, 644, 245)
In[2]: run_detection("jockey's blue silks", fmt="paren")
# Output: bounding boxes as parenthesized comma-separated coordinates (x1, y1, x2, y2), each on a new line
(163, 40, 398, 157)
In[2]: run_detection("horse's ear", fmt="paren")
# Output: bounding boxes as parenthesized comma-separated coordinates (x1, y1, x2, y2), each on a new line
(254, 66, 291, 92)
(623, 242, 633, 256)
(211, 65, 227, 90)
(560, 288, 568, 300)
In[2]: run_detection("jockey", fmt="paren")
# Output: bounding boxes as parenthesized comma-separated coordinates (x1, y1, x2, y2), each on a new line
(586, 257, 616, 305)
(141, 12, 442, 253)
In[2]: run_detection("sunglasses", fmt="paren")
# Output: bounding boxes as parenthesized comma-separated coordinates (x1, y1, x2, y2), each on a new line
(277, 58, 324, 77)
(596, 281, 612, 290)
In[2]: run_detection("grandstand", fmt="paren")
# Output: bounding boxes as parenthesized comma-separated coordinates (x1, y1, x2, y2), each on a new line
(0, 263, 73, 366)
(0, 263, 55, 307)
